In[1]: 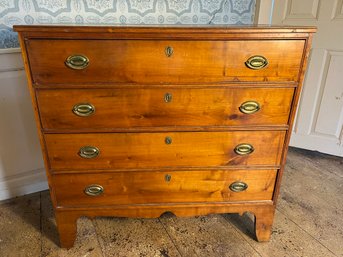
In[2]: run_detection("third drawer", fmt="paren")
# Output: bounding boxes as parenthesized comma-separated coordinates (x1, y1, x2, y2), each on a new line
(45, 131, 285, 171)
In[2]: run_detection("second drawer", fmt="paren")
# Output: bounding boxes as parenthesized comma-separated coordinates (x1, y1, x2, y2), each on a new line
(45, 131, 285, 171)
(37, 87, 294, 130)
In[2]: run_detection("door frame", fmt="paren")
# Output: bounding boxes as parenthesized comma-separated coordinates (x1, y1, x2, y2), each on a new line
(255, 0, 274, 24)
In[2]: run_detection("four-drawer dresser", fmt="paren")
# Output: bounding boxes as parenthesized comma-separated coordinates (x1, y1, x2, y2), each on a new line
(15, 25, 315, 248)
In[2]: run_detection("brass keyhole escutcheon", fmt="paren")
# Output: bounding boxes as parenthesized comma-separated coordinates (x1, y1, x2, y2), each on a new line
(165, 136, 172, 145)
(165, 174, 172, 182)
(164, 93, 172, 103)
(165, 46, 173, 57)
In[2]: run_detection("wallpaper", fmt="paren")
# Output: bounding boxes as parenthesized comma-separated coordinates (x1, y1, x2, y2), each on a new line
(0, 0, 256, 49)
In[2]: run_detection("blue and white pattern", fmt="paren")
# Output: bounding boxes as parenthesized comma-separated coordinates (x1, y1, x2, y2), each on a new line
(0, 25, 19, 48)
(0, 0, 256, 49)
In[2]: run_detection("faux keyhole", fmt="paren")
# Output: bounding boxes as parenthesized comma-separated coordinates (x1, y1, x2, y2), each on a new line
(164, 93, 172, 103)
(165, 46, 173, 57)
(165, 136, 172, 145)
(165, 174, 172, 182)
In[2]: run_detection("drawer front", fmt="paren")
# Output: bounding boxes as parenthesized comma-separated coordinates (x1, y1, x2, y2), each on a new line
(45, 131, 285, 171)
(27, 39, 305, 85)
(53, 169, 277, 206)
(38, 87, 294, 130)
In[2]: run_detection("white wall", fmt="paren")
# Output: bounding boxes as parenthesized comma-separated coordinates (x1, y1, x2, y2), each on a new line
(0, 49, 47, 200)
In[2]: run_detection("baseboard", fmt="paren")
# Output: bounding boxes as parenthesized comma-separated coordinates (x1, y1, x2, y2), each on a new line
(0, 168, 48, 201)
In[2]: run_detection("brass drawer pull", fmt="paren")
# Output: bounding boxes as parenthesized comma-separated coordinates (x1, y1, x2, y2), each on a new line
(239, 101, 260, 114)
(165, 46, 173, 57)
(245, 55, 268, 70)
(72, 103, 95, 117)
(234, 143, 254, 155)
(164, 93, 172, 103)
(229, 181, 248, 192)
(65, 54, 89, 70)
(165, 136, 172, 145)
(79, 146, 100, 159)
(84, 184, 104, 196)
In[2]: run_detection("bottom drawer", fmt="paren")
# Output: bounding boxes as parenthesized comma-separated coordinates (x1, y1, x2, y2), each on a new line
(53, 170, 277, 207)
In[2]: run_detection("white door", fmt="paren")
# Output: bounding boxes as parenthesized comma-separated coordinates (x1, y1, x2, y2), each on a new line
(258, 0, 343, 156)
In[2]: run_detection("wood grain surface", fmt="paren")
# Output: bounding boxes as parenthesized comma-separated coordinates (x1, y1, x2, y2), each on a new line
(26, 39, 305, 85)
(52, 169, 277, 206)
(45, 131, 285, 171)
(37, 87, 294, 130)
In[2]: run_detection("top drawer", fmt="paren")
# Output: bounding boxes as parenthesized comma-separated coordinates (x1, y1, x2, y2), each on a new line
(26, 39, 305, 85)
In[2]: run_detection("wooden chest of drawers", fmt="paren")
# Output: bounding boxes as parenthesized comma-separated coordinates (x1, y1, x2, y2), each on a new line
(15, 25, 315, 248)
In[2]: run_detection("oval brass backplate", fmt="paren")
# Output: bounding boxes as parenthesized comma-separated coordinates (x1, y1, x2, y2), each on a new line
(72, 103, 95, 117)
(65, 54, 89, 70)
(229, 181, 248, 192)
(234, 143, 254, 156)
(245, 55, 268, 70)
(79, 146, 100, 159)
(239, 101, 260, 114)
(84, 184, 104, 196)
(165, 46, 173, 57)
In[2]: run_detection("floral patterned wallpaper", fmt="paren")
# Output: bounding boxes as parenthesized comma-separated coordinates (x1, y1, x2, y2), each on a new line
(0, 0, 256, 49)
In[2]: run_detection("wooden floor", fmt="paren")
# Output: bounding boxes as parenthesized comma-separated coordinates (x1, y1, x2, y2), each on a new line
(0, 147, 342, 257)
